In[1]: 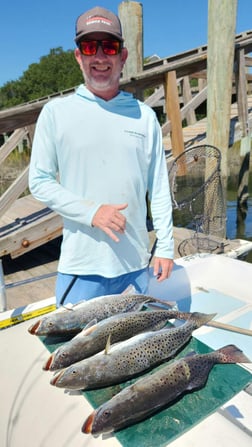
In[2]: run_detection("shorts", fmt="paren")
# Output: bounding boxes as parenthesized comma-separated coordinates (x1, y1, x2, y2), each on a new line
(55, 267, 150, 307)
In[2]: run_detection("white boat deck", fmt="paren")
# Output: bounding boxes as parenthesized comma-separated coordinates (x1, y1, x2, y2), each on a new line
(1, 254, 252, 447)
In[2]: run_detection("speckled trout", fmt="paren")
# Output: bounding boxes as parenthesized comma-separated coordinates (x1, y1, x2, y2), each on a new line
(44, 310, 196, 371)
(50, 312, 216, 389)
(82, 344, 250, 435)
(28, 293, 174, 336)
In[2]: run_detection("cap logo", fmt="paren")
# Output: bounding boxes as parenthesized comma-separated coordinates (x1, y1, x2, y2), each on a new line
(86, 16, 113, 27)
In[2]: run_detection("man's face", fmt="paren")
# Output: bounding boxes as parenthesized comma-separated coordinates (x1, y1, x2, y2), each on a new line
(75, 33, 128, 100)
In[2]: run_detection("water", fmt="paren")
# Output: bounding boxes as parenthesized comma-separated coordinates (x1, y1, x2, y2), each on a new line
(172, 174, 252, 262)
(226, 196, 252, 263)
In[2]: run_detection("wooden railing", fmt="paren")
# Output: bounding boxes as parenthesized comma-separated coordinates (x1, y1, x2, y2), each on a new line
(0, 128, 31, 219)
(0, 31, 252, 257)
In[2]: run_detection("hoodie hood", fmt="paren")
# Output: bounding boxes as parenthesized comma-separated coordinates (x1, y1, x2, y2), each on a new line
(75, 84, 141, 118)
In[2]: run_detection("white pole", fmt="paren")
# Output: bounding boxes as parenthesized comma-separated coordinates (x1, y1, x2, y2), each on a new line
(0, 260, 7, 312)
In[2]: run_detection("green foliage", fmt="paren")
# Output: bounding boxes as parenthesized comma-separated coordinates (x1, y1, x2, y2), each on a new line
(190, 78, 198, 87)
(0, 47, 83, 109)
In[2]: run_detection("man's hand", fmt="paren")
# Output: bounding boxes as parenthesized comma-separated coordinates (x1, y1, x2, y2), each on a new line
(92, 203, 128, 242)
(153, 257, 174, 282)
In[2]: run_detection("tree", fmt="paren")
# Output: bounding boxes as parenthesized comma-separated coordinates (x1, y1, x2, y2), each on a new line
(0, 47, 83, 109)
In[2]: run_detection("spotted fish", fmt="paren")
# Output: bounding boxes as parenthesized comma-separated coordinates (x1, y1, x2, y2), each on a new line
(83, 344, 251, 435)
(28, 293, 173, 336)
(44, 310, 196, 371)
(50, 312, 216, 390)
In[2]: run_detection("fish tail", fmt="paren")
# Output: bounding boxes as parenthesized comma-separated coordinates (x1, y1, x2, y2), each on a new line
(188, 311, 217, 328)
(216, 344, 251, 364)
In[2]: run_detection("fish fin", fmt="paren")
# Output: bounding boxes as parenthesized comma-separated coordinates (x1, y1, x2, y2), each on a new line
(216, 344, 251, 364)
(121, 284, 137, 295)
(152, 321, 170, 331)
(104, 334, 112, 355)
(185, 350, 197, 358)
(85, 318, 98, 329)
(83, 319, 98, 332)
(145, 296, 176, 309)
(146, 301, 177, 310)
(74, 320, 98, 338)
(70, 299, 88, 311)
(186, 375, 208, 391)
(188, 312, 217, 328)
(62, 303, 75, 311)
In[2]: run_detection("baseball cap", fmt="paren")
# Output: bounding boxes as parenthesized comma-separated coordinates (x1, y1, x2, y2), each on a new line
(75, 6, 123, 43)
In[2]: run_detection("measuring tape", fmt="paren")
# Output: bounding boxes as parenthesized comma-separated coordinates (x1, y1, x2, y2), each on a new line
(0, 304, 56, 330)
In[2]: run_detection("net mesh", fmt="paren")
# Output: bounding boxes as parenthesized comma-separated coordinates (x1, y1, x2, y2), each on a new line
(168, 145, 226, 256)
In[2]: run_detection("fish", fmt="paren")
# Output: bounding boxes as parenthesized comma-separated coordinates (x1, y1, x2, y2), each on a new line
(44, 310, 197, 371)
(82, 344, 251, 435)
(28, 293, 174, 336)
(50, 311, 216, 390)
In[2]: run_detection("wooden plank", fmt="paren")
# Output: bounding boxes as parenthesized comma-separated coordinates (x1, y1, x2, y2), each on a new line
(0, 166, 29, 218)
(0, 128, 28, 164)
(162, 86, 207, 137)
(182, 76, 196, 125)
(235, 47, 249, 137)
(4, 195, 45, 219)
(144, 85, 164, 107)
(165, 71, 185, 164)
(10, 227, 62, 258)
(0, 212, 63, 258)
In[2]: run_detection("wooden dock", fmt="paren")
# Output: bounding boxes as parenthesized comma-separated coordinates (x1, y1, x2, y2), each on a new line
(0, 195, 62, 258)
(2, 226, 252, 311)
(1, 90, 252, 262)
(1, 32, 252, 311)
(163, 95, 252, 151)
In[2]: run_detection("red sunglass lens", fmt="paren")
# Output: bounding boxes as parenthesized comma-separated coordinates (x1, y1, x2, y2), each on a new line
(79, 40, 120, 56)
(80, 41, 97, 55)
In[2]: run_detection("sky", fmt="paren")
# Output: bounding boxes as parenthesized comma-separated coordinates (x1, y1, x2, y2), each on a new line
(0, 0, 251, 87)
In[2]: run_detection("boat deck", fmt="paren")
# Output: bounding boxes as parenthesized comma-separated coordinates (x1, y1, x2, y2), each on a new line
(1, 254, 251, 447)
(2, 230, 252, 311)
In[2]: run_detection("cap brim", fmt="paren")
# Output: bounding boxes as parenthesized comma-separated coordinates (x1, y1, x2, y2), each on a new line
(75, 32, 124, 44)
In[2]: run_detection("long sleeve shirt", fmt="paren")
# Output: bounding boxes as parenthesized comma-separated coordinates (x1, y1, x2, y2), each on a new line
(29, 85, 174, 276)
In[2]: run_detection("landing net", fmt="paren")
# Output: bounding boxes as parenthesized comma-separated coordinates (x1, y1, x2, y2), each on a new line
(168, 145, 226, 256)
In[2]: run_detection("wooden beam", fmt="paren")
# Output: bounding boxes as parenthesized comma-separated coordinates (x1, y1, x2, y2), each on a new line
(119, 2, 143, 79)
(235, 47, 249, 137)
(162, 86, 207, 136)
(0, 30, 251, 134)
(0, 166, 29, 219)
(207, 0, 237, 179)
(0, 128, 28, 165)
(0, 211, 63, 258)
(182, 76, 196, 125)
(164, 71, 185, 163)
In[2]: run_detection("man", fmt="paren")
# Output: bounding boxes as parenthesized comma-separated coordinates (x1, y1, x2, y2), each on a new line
(29, 6, 174, 307)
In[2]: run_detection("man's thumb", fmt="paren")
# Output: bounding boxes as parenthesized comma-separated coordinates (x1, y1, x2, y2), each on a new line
(116, 203, 128, 211)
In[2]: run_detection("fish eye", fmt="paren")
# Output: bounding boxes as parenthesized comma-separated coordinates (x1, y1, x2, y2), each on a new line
(103, 410, 111, 419)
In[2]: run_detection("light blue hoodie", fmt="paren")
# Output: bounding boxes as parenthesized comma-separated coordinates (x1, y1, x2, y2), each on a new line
(29, 85, 173, 276)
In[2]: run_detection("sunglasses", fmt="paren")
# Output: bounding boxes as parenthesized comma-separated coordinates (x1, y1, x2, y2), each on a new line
(78, 39, 122, 56)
